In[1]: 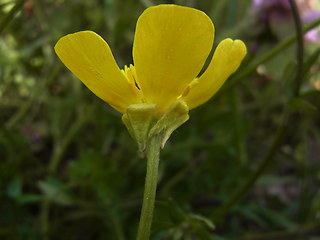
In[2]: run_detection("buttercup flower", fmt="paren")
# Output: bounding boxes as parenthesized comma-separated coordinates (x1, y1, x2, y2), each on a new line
(55, 5, 247, 238)
(54, 4, 246, 116)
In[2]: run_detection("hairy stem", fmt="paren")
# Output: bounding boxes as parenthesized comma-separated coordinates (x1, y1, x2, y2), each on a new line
(136, 134, 161, 240)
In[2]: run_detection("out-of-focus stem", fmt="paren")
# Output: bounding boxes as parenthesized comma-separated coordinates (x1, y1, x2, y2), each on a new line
(0, 0, 26, 34)
(213, 0, 306, 220)
(212, 117, 288, 219)
(288, 0, 304, 96)
(221, 17, 320, 93)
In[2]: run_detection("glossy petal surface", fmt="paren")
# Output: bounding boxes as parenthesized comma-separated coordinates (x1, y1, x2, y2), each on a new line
(55, 31, 141, 113)
(182, 39, 247, 109)
(133, 4, 214, 112)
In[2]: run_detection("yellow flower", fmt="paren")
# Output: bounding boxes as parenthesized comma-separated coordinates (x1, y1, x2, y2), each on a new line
(54, 4, 246, 115)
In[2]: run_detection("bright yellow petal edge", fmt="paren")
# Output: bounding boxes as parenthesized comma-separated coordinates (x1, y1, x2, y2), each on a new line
(182, 38, 247, 110)
(54, 31, 142, 113)
(54, 5, 247, 115)
(133, 4, 215, 112)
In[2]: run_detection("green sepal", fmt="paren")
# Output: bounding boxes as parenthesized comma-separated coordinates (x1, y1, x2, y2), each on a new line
(122, 103, 156, 153)
(123, 100, 189, 154)
(149, 100, 189, 148)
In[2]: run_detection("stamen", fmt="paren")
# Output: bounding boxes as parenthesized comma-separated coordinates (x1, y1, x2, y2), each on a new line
(178, 78, 199, 98)
(122, 64, 141, 90)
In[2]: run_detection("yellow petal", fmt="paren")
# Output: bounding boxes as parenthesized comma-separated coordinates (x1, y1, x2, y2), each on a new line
(133, 4, 214, 112)
(54, 31, 141, 113)
(182, 39, 247, 109)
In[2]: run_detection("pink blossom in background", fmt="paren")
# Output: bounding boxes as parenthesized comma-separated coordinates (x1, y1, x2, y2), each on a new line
(302, 10, 320, 43)
(251, 0, 320, 44)
(251, 0, 291, 17)
(251, 0, 291, 12)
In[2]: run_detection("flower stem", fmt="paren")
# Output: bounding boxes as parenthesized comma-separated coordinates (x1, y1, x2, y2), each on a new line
(136, 134, 161, 240)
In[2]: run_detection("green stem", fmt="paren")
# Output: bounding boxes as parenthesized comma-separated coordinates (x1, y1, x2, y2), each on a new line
(0, 0, 26, 34)
(136, 134, 161, 240)
(230, 89, 247, 164)
(108, 207, 126, 240)
(39, 116, 86, 240)
(289, 0, 304, 97)
(48, 115, 86, 174)
(40, 199, 50, 240)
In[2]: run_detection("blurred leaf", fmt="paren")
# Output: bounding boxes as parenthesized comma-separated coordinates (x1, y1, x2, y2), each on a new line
(211, 236, 227, 240)
(37, 179, 72, 206)
(168, 199, 187, 224)
(16, 194, 43, 204)
(288, 98, 318, 113)
(303, 48, 320, 78)
(188, 213, 215, 231)
(154, 199, 216, 239)
(7, 177, 22, 198)
(235, 205, 268, 227)
(283, 61, 297, 98)
(258, 207, 296, 229)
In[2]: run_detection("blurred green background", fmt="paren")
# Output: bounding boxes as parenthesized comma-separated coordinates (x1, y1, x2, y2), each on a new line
(1, 0, 320, 239)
